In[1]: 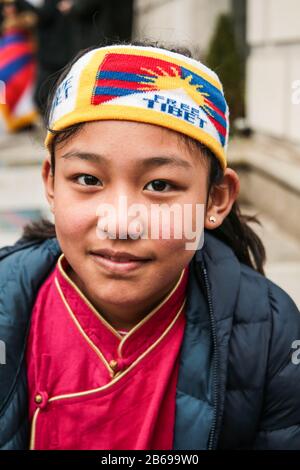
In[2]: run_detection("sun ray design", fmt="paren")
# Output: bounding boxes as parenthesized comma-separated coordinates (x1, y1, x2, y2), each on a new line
(91, 52, 227, 146)
(170, 66, 180, 76)
(140, 67, 159, 77)
(132, 64, 217, 118)
(156, 65, 170, 76)
(145, 67, 214, 115)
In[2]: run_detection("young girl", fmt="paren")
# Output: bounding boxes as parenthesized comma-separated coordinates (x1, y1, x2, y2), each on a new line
(0, 43, 300, 451)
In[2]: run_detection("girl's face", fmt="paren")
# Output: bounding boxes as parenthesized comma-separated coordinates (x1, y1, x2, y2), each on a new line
(43, 121, 212, 328)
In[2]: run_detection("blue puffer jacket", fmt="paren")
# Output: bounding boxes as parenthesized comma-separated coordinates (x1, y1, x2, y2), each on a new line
(1, 232, 300, 450)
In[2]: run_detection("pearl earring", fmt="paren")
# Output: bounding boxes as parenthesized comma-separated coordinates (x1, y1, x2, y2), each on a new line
(209, 215, 216, 223)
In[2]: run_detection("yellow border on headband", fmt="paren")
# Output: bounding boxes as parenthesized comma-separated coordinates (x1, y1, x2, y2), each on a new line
(73, 47, 225, 122)
(45, 46, 227, 169)
(45, 104, 226, 170)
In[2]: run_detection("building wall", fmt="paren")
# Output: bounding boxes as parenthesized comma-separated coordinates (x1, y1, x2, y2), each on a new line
(246, 0, 300, 144)
(133, 0, 230, 57)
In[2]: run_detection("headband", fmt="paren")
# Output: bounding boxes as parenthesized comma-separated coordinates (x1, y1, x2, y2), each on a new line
(45, 45, 229, 169)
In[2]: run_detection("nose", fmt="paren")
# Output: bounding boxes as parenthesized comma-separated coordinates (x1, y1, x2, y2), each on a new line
(95, 194, 147, 240)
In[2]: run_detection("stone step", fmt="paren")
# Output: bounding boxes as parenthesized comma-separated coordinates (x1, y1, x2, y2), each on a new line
(0, 127, 45, 168)
(240, 203, 300, 307)
(229, 135, 300, 240)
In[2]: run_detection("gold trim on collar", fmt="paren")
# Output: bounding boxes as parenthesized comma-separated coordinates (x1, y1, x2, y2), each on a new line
(58, 253, 185, 348)
(57, 254, 122, 339)
(47, 298, 186, 404)
(55, 276, 112, 376)
(29, 407, 40, 450)
(117, 268, 185, 358)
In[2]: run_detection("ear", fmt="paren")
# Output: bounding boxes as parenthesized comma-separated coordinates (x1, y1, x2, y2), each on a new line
(42, 157, 55, 214)
(204, 168, 240, 229)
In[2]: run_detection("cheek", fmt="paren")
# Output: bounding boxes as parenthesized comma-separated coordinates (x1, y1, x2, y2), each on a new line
(147, 202, 205, 241)
(53, 179, 100, 238)
(150, 201, 204, 260)
(54, 202, 97, 240)
(154, 236, 195, 268)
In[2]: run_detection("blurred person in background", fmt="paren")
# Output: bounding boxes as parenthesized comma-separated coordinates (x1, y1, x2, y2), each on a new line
(0, 0, 37, 134)
(22, 0, 75, 115)
(108, 0, 133, 43)
(57, 0, 133, 51)
(23, 0, 133, 116)
(57, 0, 112, 52)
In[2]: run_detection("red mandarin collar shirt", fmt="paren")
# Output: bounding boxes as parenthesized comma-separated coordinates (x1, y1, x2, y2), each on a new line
(26, 254, 189, 450)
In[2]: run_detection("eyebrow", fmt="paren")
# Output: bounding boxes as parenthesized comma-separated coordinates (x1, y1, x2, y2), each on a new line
(61, 151, 193, 171)
(61, 151, 107, 164)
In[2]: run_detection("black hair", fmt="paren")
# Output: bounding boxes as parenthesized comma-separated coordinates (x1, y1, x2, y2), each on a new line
(22, 41, 266, 275)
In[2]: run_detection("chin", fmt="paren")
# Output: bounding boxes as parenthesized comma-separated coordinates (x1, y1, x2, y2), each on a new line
(103, 292, 141, 307)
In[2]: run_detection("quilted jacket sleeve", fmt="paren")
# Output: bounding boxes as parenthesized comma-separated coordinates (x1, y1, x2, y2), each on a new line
(253, 281, 300, 449)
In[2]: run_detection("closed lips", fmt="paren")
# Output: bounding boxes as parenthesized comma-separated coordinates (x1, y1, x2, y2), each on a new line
(90, 250, 151, 262)
(99, 254, 142, 263)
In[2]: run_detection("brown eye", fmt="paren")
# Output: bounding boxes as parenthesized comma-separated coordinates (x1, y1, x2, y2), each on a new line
(76, 175, 102, 186)
(145, 180, 173, 192)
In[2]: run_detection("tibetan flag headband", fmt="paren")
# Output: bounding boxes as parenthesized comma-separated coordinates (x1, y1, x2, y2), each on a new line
(45, 45, 229, 169)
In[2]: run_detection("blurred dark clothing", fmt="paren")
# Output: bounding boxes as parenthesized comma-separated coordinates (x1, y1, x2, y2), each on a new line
(70, 0, 133, 50)
(20, 0, 134, 114)
(70, 0, 110, 50)
(110, 0, 133, 42)
(24, 0, 74, 70)
(22, 0, 75, 114)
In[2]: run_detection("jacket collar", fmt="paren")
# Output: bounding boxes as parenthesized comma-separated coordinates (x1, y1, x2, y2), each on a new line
(0, 231, 241, 450)
(0, 237, 61, 417)
(174, 232, 241, 449)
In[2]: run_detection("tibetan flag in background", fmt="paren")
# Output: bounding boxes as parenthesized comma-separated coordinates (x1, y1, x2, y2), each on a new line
(0, 29, 37, 134)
